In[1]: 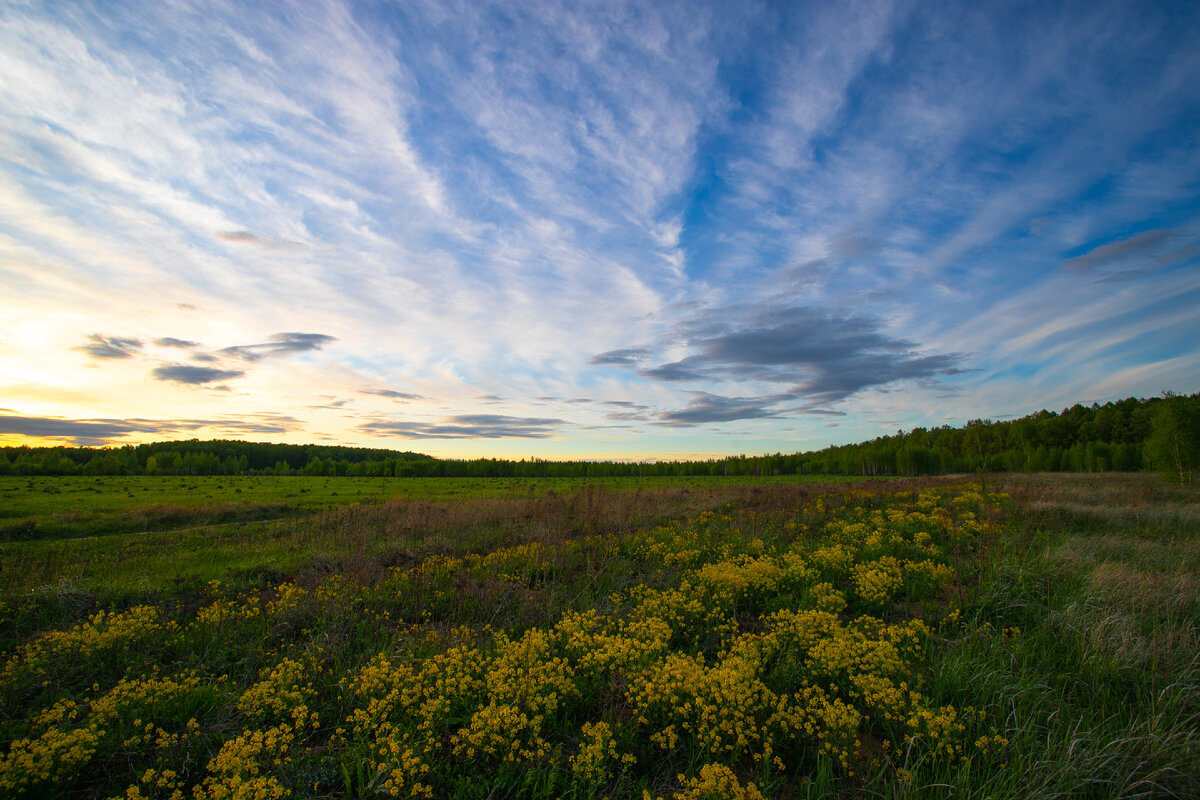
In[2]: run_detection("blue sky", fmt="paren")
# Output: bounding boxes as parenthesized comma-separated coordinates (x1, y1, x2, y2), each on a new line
(1, 0, 1198, 458)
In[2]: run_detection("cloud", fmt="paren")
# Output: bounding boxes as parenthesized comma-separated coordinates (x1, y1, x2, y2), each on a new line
(637, 362, 707, 382)
(600, 400, 652, 421)
(152, 365, 246, 384)
(533, 396, 598, 406)
(1095, 242, 1200, 282)
(602, 400, 650, 410)
(215, 230, 305, 250)
(153, 337, 199, 348)
(0, 414, 146, 443)
(209, 414, 302, 435)
(606, 410, 651, 421)
(630, 305, 965, 404)
(657, 392, 792, 426)
(359, 414, 564, 439)
(0, 412, 300, 445)
(590, 347, 650, 366)
(2, 1, 1198, 455)
(828, 228, 880, 261)
(74, 333, 142, 359)
(361, 388, 424, 400)
(799, 408, 848, 417)
(307, 398, 350, 409)
(219, 332, 336, 361)
(215, 230, 259, 244)
(1063, 229, 1173, 273)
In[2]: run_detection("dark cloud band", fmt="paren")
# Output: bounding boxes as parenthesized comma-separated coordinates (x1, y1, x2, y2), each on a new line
(220, 332, 336, 361)
(657, 392, 791, 426)
(602, 304, 966, 414)
(590, 347, 650, 366)
(0, 413, 299, 446)
(152, 365, 246, 384)
(361, 388, 424, 400)
(359, 414, 564, 439)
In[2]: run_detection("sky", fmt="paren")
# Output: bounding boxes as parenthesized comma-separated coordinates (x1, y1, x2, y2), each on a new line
(1, 0, 1198, 460)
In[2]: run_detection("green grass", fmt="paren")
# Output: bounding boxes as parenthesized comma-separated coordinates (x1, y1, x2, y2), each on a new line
(0, 474, 854, 541)
(0, 478, 854, 631)
(918, 474, 1200, 798)
(0, 473, 1195, 799)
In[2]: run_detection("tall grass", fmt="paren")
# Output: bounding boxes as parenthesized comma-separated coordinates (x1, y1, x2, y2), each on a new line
(918, 474, 1200, 798)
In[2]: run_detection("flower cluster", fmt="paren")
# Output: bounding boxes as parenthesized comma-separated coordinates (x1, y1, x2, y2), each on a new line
(0, 605, 168, 690)
(666, 763, 766, 800)
(191, 706, 318, 800)
(236, 658, 316, 722)
(0, 670, 203, 796)
(570, 721, 635, 789)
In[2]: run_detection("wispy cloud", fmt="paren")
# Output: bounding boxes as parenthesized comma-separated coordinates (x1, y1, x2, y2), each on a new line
(215, 230, 306, 250)
(361, 388, 424, 401)
(0, 411, 301, 446)
(151, 365, 246, 384)
(0, 414, 148, 444)
(74, 334, 143, 360)
(619, 304, 965, 406)
(219, 333, 337, 361)
(606, 410, 651, 422)
(590, 348, 650, 367)
(1, 0, 1197, 456)
(657, 393, 791, 426)
(359, 414, 565, 439)
(1063, 230, 1174, 273)
(307, 398, 351, 409)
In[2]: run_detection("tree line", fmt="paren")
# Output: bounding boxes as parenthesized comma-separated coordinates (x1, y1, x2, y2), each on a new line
(0, 439, 426, 477)
(1, 393, 1196, 484)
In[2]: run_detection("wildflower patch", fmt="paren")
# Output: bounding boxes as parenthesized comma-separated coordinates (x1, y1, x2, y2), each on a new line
(0, 483, 1012, 798)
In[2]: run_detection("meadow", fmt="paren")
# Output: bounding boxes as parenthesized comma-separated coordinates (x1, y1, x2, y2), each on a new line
(0, 474, 1196, 798)
(0, 475, 848, 541)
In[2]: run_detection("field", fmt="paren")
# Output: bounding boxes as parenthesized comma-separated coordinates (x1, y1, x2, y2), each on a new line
(0, 474, 1196, 798)
(0, 475, 854, 542)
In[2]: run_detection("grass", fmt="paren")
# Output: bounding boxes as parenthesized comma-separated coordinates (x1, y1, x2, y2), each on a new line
(0, 473, 1195, 798)
(0, 474, 852, 541)
(919, 473, 1200, 799)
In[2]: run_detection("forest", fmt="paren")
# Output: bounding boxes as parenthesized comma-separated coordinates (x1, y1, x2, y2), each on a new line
(2, 392, 1196, 483)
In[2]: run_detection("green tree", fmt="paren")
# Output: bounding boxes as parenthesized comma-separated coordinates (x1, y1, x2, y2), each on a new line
(1145, 393, 1200, 487)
